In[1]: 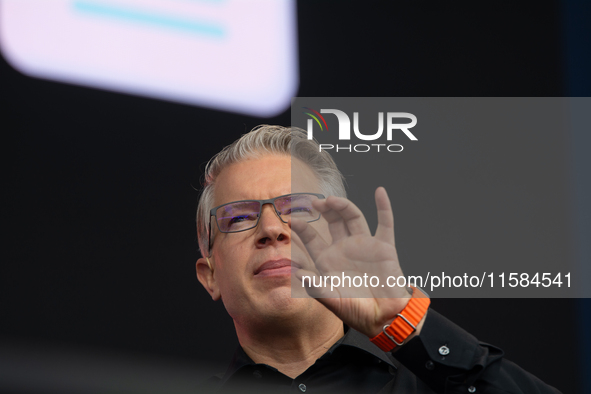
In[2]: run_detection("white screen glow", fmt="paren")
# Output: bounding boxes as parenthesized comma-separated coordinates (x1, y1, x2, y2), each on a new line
(0, 0, 298, 116)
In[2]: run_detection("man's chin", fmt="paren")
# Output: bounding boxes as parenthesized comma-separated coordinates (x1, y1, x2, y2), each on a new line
(256, 287, 313, 319)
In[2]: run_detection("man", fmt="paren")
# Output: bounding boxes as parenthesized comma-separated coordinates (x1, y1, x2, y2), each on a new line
(196, 125, 560, 393)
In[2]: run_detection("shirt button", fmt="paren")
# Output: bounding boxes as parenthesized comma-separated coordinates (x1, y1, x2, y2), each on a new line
(425, 360, 435, 370)
(468, 386, 476, 393)
(252, 370, 262, 379)
(298, 383, 307, 392)
(438, 345, 450, 356)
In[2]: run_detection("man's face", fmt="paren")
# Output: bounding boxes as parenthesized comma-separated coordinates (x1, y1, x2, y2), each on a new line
(203, 154, 330, 327)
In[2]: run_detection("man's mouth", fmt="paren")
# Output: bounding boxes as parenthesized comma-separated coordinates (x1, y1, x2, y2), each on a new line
(254, 259, 301, 277)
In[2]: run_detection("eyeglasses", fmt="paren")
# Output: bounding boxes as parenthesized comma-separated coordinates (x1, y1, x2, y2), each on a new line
(209, 193, 325, 248)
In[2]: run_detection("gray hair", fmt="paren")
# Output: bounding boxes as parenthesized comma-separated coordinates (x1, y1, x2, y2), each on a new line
(196, 125, 346, 257)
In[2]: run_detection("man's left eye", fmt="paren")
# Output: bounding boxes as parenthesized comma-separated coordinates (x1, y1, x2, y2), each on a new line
(288, 207, 312, 215)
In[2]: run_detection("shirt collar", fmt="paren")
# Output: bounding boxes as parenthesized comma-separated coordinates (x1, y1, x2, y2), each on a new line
(218, 327, 397, 387)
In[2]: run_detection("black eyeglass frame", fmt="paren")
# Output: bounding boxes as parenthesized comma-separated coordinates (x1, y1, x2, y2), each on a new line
(208, 192, 325, 251)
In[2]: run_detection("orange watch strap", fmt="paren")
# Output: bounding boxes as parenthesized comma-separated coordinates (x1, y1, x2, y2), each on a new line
(370, 286, 430, 352)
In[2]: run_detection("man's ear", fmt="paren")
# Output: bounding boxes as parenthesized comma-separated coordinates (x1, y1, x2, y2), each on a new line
(196, 257, 221, 301)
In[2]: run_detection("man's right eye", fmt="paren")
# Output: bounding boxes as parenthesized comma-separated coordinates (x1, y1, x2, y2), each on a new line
(228, 214, 257, 226)
(229, 215, 246, 224)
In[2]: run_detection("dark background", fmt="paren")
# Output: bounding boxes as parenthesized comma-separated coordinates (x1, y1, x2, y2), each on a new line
(2, 1, 590, 393)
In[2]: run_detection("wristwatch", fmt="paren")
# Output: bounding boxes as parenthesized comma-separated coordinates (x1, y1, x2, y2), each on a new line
(370, 285, 430, 352)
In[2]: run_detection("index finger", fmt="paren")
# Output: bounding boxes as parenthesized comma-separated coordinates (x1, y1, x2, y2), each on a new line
(373, 187, 395, 245)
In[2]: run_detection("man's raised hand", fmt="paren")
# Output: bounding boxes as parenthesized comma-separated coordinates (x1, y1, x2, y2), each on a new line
(292, 187, 414, 338)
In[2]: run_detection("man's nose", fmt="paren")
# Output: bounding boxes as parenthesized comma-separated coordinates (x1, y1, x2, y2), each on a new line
(255, 203, 290, 248)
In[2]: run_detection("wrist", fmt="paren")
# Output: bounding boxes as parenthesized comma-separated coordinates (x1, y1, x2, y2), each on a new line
(401, 309, 427, 345)
(368, 286, 412, 338)
(369, 286, 430, 352)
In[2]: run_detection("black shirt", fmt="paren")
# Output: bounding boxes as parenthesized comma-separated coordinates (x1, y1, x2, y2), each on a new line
(206, 310, 562, 393)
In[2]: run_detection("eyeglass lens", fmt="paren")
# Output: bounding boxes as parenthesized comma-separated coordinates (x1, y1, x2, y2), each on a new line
(215, 194, 321, 233)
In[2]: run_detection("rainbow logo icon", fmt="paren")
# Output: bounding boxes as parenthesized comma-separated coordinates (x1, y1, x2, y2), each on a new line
(303, 107, 329, 131)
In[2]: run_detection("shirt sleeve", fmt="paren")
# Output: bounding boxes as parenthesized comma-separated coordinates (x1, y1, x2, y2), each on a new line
(392, 309, 563, 394)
